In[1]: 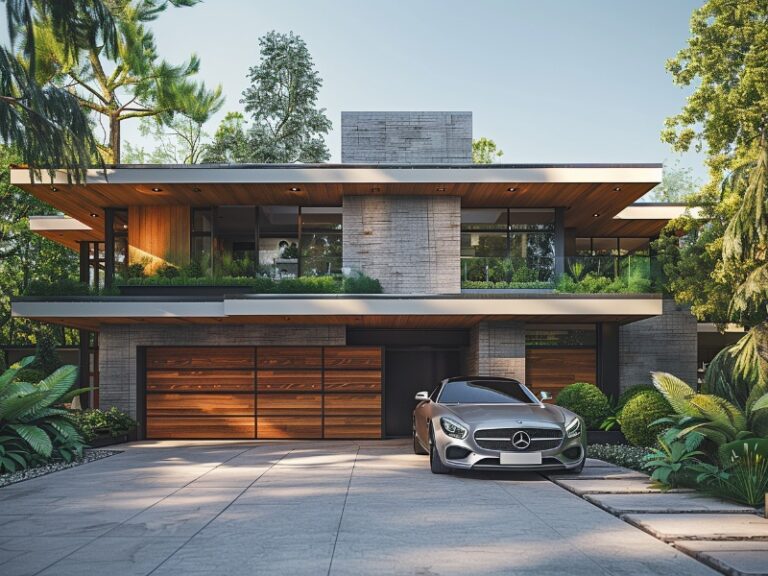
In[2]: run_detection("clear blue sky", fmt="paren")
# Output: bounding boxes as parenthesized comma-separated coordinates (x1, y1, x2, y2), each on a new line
(126, 0, 705, 178)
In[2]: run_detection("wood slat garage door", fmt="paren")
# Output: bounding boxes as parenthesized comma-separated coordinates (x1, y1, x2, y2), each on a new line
(144, 346, 381, 440)
(525, 348, 597, 400)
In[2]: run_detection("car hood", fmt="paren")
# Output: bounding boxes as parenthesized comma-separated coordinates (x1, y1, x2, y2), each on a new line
(441, 403, 570, 428)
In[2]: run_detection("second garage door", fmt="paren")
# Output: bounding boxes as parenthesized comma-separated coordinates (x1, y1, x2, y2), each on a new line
(144, 346, 382, 440)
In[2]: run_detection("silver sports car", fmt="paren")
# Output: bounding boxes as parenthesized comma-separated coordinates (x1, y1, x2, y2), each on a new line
(413, 376, 586, 474)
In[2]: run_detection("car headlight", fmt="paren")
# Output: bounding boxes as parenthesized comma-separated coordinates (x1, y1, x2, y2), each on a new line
(440, 417, 468, 439)
(565, 418, 582, 439)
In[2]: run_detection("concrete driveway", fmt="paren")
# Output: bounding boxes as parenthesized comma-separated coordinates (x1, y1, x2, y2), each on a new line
(0, 440, 717, 576)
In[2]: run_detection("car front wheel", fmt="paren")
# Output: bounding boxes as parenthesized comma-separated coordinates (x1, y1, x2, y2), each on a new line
(429, 428, 451, 474)
(413, 426, 428, 455)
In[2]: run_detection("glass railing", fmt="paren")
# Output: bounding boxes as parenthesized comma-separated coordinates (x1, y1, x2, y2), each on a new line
(460, 256, 555, 287)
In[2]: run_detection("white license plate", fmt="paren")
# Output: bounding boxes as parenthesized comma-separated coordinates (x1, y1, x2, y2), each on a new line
(500, 452, 542, 465)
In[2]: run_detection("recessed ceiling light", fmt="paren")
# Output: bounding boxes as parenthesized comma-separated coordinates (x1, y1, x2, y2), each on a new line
(151, 187, 162, 192)
(436, 187, 446, 192)
(507, 187, 517, 192)
(192, 187, 201, 193)
(289, 187, 301, 192)
(593, 213, 600, 218)
(613, 186, 622, 192)
(90, 213, 99, 218)
(371, 187, 381, 193)
(50, 187, 58, 192)
(122, 224, 128, 229)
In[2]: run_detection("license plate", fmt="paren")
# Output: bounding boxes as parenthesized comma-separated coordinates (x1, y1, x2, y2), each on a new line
(500, 452, 542, 465)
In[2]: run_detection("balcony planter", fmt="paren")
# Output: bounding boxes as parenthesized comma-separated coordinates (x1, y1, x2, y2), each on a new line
(118, 285, 260, 297)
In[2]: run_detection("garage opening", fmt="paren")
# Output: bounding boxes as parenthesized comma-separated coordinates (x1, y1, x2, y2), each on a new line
(141, 346, 382, 440)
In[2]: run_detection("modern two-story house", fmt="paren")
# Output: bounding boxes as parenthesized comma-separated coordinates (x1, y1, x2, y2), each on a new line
(10, 111, 697, 440)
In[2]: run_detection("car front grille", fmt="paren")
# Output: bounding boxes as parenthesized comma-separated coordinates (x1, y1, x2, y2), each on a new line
(474, 427, 563, 452)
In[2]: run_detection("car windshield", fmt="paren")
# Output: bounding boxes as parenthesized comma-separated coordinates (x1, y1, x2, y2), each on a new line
(438, 380, 536, 404)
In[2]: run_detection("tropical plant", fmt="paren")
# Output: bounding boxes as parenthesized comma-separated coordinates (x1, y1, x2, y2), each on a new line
(620, 389, 673, 447)
(204, 31, 331, 163)
(695, 443, 768, 507)
(652, 372, 768, 446)
(32, 0, 223, 163)
(0, 357, 89, 473)
(554, 382, 612, 430)
(643, 428, 705, 488)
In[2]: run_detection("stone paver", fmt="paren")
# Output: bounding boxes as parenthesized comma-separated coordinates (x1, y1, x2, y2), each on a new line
(0, 440, 719, 576)
(553, 476, 695, 494)
(585, 493, 758, 515)
(548, 466, 648, 480)
(674, 541, 768, 576)
(626, 514, 768, 542)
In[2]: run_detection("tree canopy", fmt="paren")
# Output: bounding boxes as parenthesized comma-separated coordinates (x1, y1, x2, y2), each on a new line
(472, 137, 503, 164)
(204, 31, 331, 163)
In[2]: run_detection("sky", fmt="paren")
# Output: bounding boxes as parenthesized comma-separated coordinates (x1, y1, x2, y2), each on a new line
(38, 0, 714, 179)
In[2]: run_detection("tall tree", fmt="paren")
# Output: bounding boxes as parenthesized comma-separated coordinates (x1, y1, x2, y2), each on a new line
(640, 161, 699, 203)
(204, 31, 331, 163)
(123, 114, 210, 164)
(0, 0, 116, 179)
(32, 0, 223, 164)
(472, 137, 503, 164)
(658, 0, 768, 327)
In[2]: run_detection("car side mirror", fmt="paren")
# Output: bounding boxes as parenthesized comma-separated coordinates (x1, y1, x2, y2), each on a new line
(538, 391, 552, 401)
(414, 391, 430, 402)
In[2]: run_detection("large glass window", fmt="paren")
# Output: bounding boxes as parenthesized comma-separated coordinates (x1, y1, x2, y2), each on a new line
(213, 206, 258, 276)
(461, 209, 554, 283)
(299, 207, 342, 276)
(112, 209, 128, 278)
(258, 206, 299, 278)
(191, 208, 213, 274)
(525, 324, 597, 348)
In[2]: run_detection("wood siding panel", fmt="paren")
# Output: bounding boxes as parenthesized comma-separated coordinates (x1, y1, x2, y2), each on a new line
(257, 370, 322, 391)
(324, 416, 382, 439)
(256, 393, 322, 417)
(324, 347, 382, 369)
(146, 347, 255, 370)
(128, 205, 190, 273)
(257, 417, 322, 439)
(323, 394, 381, 416)
(147, 416, 255, 439)
(147, 393, 254, 416)
(257, 347, 322, 369)
(146, 370, 255, 392)
(324, 370, 382, 392)
(525, 348, 597, 399)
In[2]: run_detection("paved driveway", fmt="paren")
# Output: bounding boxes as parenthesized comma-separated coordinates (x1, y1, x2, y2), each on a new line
(0, 440, 717, 576)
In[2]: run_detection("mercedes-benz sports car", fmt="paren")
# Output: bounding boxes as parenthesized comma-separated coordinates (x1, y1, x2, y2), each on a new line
(413, 376, 586, 474)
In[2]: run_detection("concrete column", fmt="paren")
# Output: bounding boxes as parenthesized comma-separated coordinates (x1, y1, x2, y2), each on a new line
(468, 321, 526, 381)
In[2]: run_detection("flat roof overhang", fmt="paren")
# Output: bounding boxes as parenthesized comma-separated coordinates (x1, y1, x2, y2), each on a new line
(11, 163, 663, 245)
(11, 294, 664, 331)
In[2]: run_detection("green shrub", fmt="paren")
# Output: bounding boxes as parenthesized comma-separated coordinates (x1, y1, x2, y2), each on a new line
(32, 331, 62, 375)
(125, 262, 146, 279)
(0, 358, 88, 473)
(342, 273, 383, 294)
(24, 278, 91, 296)
(0, 351, 6, 374)
(588, 443, 652, 472)
(555, 272, 656, 294)
(555, 382, 612, 429)
(278, 276, 340, 294)
(621, 389, 672, 447)
(617, 384, 655, 409)
(697, 444, 768, 506)
(13, 368, 47, 383)
(461, 280, 553, 290)
(155, 263, 180, 279)
(71, 407, 137, 442)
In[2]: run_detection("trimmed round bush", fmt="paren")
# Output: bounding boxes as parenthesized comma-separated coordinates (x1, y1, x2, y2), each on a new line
(555, 382, 612, 430)
(617, 384, 654, 409)
(620, 389, 672, 447)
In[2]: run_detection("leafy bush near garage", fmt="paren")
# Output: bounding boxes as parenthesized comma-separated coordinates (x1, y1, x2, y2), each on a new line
(342, 273, 383, 294)
(71, 407, 137, 442)
(616, 384, 655, 409)
(588, 443, 652, 472)
(620, 389, 672, 447)
(555, 382, 612, 429)
(0, 357, 89, 473)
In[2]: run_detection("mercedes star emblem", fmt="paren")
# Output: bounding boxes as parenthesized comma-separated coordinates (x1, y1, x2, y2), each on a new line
(512, 430, 531, 450)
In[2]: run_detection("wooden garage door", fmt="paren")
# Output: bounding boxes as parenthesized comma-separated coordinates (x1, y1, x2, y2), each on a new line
(525, 348, 597, 400)
(144, 346, 381, 440)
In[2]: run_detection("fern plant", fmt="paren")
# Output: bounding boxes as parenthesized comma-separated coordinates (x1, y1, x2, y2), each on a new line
(643, 428, 706, 488)
(651, 372, 768, 447)
(0, 357, 89, 473)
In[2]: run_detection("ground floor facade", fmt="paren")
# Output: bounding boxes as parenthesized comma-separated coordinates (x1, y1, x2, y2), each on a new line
(91, 298, 697, 440)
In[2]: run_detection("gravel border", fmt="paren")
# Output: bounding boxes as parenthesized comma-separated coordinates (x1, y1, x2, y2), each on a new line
(0, 449, 121, 488)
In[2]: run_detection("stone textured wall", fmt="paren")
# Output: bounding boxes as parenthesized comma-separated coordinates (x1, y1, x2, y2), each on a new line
(342, 195, 461, 294)
(619, 299, 698, 391)
(468, 321, 526, 382)
(99, 324, 346, 419)
(341, 111, 472, 164)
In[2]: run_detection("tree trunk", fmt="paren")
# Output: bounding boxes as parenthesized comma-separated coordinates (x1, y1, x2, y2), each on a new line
(109, 114, 121, 164)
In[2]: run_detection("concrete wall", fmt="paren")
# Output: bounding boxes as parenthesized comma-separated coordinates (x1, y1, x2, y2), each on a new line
(343, 195, 461, 294)
(99, 324, 346, 419)
(341, 111, 472, 164)
(618, 299, 698, 391)
(467, 321, 526, 382)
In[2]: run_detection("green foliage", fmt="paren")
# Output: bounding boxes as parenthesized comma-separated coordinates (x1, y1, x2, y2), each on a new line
(617, 384, 655, 409)
(555, 383, 612, 430)
(0, 351, 6, 374)
(13, 368, 47, 385)
(31, 330, 62, 375)
(342, 274, 383, 294)
(621, 390, 673, 447)
(0, 357, 89, 473)
(587, 443, 653, 472)
(71, 407, 137, 442)
(123, 115, 210, 164)
(23, 279, 118, 297)
(643, 428, 705, 487)
(696, 443, 768, 507)
(555, 272, 653, 294)
(640, 161, 699, 203)
(703, 324, 768, 410)
(472, 137, 504, 164)
(652, 372, 768, 447)
(461, 281, 553, 290)
(206, 31, 331, 163)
